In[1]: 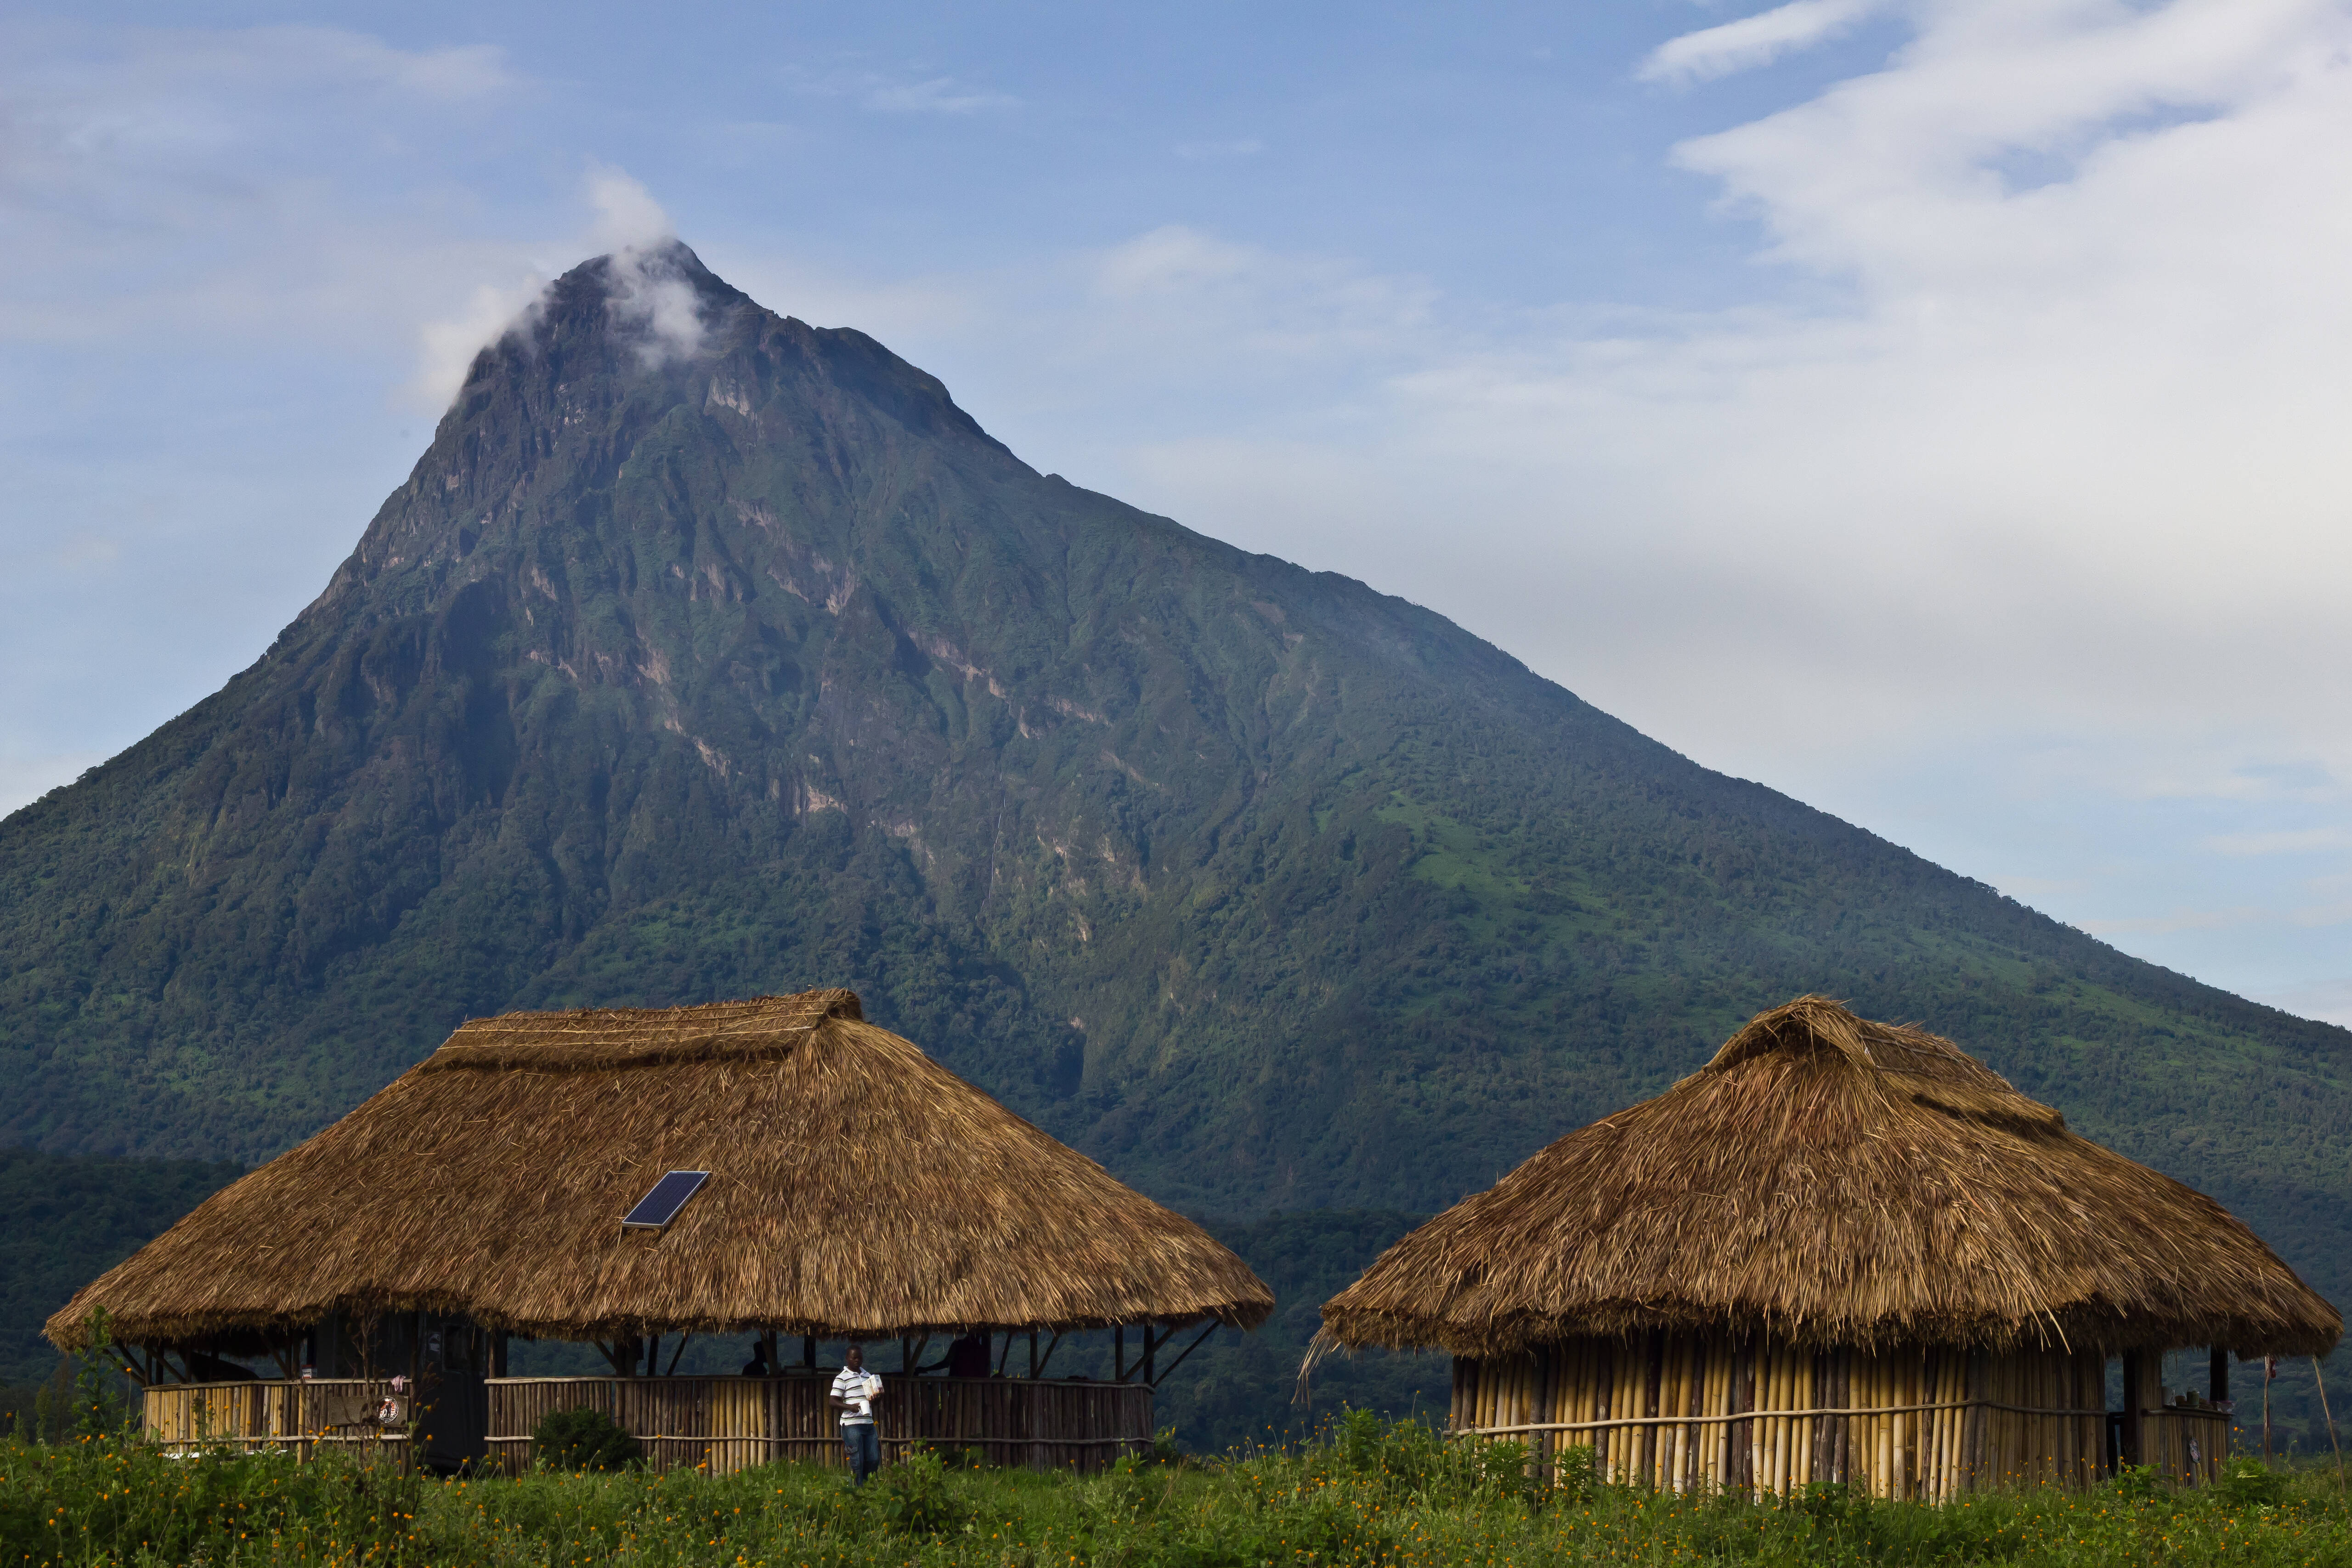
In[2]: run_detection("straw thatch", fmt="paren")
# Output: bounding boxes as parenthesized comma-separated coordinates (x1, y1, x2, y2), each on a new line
(49, 990, 1271, 1352)
(1319, 996, 2339, 1359)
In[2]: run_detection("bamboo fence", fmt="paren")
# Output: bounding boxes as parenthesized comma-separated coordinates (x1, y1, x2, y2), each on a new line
(142, 1380, 414, 1470)
(1447, 1336, 2211, 1500)
(486, 1374, 1153, 1475)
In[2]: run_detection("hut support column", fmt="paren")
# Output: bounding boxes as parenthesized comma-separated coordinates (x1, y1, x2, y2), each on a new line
(2210, 1347, 2229, 1406)
(2120, 1351, 2144, 1468)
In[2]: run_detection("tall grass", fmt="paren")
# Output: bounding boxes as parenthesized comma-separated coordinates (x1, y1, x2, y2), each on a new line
(5, 1408, 2348, 1567)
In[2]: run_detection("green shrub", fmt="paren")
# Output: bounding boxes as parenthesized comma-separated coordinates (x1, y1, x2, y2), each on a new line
(2111, 1461, 2166, 1500)
(1552, 1440, 1599, 1503)
(10, 1407, 2352, 1568)
(870, 1445, 961, 1537)
(529, 1405, 640, 1472)
(2210, 1455, 2290, 1506)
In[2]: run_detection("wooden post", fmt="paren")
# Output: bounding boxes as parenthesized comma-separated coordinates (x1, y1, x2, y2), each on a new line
(1029, 1330, 1039, 1380)
(2314, 1357, 2345, 1489)
(2263, 1355, 2275, 1462)
(1116, 1327, 1125, 1384)
(2119, 1351, 2142, 1467)
(2210, 1346, 2229, 1406)
(1143, 1326, 1157, 1386)
(803, 1335, 816, 1370)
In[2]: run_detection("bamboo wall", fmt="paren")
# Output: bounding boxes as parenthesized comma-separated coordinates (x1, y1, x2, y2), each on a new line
(1450, 1335, 2152, 1500)
(486, 1374, 1154, 1476)
(143, 1380, 413, 1470)
(2126, 1354, 2228, 1487)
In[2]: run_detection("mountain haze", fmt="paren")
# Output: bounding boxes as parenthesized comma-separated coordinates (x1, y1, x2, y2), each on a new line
(5, 243, 2348, 1315)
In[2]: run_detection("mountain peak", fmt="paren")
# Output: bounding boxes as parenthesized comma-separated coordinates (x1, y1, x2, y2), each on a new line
(5, 242, 2347, 1363)
(510, 238, 741, 375)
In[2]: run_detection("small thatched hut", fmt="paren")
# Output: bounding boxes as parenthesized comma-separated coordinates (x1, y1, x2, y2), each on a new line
(1317, 997, 2338, 1500)
(52, 989, 1270, 1472)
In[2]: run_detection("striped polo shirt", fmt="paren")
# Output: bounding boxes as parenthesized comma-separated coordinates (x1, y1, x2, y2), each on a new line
(831, 1365, 879, 1426)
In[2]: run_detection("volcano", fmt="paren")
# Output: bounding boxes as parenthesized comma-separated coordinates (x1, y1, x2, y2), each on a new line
(3, 243, 2346, 1315)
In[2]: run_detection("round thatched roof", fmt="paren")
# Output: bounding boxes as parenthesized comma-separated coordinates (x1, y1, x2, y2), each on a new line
(51, 990, 1271, 1350)
(1320, 996, 2338, 1359)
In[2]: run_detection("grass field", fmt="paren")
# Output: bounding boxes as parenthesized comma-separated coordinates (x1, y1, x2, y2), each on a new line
(7, 1409, 2352, 1568)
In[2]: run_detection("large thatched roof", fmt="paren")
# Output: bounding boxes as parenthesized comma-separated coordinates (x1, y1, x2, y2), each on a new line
(51, 991, 1271, 1351)
(1320, 997, 2338, 1359)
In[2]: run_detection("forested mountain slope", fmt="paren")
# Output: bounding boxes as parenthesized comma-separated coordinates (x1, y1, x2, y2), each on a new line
(3, 243, 2346, 1316)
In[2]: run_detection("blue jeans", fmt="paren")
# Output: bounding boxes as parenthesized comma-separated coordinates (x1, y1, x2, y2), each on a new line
(842, 1421, 879, 1483)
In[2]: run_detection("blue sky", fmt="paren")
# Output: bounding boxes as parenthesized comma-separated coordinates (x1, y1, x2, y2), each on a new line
(5, 0, 2350, 1024)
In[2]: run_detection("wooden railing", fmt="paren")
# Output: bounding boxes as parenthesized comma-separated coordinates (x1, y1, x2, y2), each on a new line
(487, 1374, 1153, 1476)
(142, 1380, 413, 1467)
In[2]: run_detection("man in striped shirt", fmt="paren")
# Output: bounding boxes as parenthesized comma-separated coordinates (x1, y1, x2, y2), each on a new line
(829, 1344, 883, 1484)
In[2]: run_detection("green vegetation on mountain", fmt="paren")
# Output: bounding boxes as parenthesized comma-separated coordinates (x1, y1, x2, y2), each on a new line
(0, 243, 2346, 1368)
(0, 1151, 241, 1387)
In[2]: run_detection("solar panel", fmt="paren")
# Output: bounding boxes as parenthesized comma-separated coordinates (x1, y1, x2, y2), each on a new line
(622, 1170, 710, 1229)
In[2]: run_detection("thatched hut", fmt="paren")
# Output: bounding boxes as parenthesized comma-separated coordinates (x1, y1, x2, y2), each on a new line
(51, 989, 1271, 1472)
(1317, 997, 2338, 1499)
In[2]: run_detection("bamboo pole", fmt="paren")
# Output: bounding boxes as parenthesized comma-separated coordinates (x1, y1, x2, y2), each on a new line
(1663, 1340, 1684, 1493)
(1674, 1335, 1693, 1495)
(1730, 1339, 1747, 1500)
(1710, 1341, 1730, 1489)
(1939, 1351, 1958, 1502)
(1776, 1345, 1796, 1496)
(1933, 1352, 1954, 1502)
(1795, 1351, 1814, 1489)
(1595, 1343, 1616, 1483)
(1890, 1353, 1908, 1502)
(1854, 1355, 1871, 1499)
(1922, 1353, 1941, 1503)
(1689, 1341, 1708, 1491)
(2314, 1358, 2344, 1492)
(1877, 1355, 1895, 1500)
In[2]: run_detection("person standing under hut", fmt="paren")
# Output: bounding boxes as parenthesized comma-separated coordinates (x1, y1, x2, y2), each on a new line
(829, 1344, 883, 1484)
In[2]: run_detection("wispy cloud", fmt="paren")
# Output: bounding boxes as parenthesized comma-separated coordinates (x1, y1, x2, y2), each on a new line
(863, 75, 1017, 114)
(408, 165, 699, 405)
(2203, 827, 2352, 857)
(1640, 0, 1892, 85)
(588, 168, 706, 367)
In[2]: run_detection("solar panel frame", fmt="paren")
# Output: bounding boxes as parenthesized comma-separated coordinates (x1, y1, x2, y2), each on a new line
(622, 1169, 711, 1229)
